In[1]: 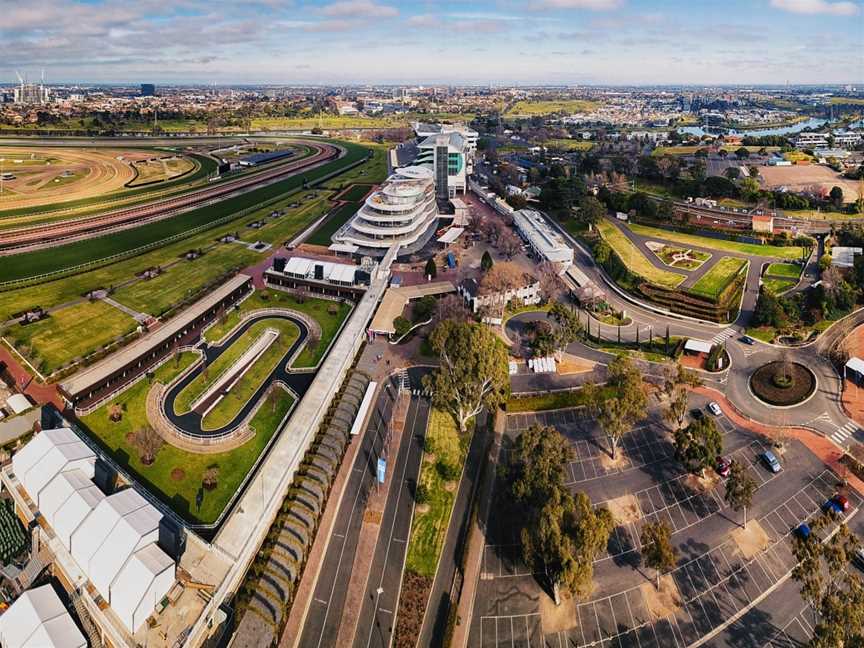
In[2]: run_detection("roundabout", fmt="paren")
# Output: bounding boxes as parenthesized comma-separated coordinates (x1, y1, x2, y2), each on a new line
(749, 360, 818, 407)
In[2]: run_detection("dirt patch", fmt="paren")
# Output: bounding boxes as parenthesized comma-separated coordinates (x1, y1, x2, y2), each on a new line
(424, 452, 437, 464)
(598, 449, 630, 471)
(640, 575, 682, 620)
(443, 481, 457, 492)
(416, 503, 430, 514)
(731, 519, 770, 559)
(683, 471, 720, 493)
(604, 494, 642, 525)
(363, 510, 383, 525)
(393, 571, 433, 648)
(558, 353, 595, 375)
(680, 354, 706, 371)
(539, 594, 580, 634)
(760, 165, 861, 201)
(170, 468, 186, 482)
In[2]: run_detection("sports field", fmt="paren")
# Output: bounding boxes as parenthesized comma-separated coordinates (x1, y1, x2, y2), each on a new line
(597, 220, 686, 289)
(4, 300, 137, 375)
(79, 352, 294, 525)
(628, 223, 806, 260)
(688, 257, 748, 300)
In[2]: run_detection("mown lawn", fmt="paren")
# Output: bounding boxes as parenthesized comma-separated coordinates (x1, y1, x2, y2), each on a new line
(597, 220, 686, 289)
(201, 318, 300, 430)
(6, 300, 137, 375)
(544, 139, 594, 151)
(406, 409, 470, 578)
(689, 257, 748, 300)
(745, 327, 776, 343)
(204, 289, 352, 368)
(762, 278, 796, 294)
(80, 352, 293, 525)
(765, 263, 801, 279)
(628, 223, 806, 261)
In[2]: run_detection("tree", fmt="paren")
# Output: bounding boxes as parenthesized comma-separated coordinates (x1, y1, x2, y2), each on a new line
(498, 229, 522, 260)
(422, 321, 510, 431)
(673, 417, 722, 476)
(434, 294, 473, 325)
(202, 466, 220, 490)
(507, 424, 613, 601)
(663, 388, 689, 431)
(537, 262, 565, 303)
(830, 185, 844, 209)
(481, 250, 494, 272)
(479, 261, 523, 321)
(548, 301, 582, 357)
(735, 146, 750, 159)
(640, 520, 678, 589)
(596, 356, 647, 458)
(108, 403, 123, 423)
(752, 289, 786, 328)
(424, 257, 437, 279)
(662, 362, 702, 400)
(132, 425, 163, 465)
(724, 166, 741, 180)
(577, 196, 605, 226)
(393, 316, 412, 337)
(724, 459, 757, 528)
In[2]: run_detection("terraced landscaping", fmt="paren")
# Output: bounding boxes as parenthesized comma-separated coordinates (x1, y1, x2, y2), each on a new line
(597, 220, 686, 289)
(765, 262, 802, 279)
(689, 257, 749, 300)
(646, 241, 711, 270)
(763, 277, 797, 294)
(628, 223, 807, 261)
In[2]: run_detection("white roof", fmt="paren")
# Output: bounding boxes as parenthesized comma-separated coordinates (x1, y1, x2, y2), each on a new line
(685, 339, 713, 354)
(11, 428, 95, 504)
(90, 502, 161, 597)
(6, 393, 32, 415)
(328, 264, 357, 284)
(512, 209, 573, 264)
(109, 543, 175, 634)
(831, 246, 862, 268)
(328, 242, 359, 254)
(281, 256, 355, 284)
(0, 585, 86, 648)
(846, 356, 864, 375)
(348, 381, 378, 438)
(437, 227, 465, 244)
(284, 256, 313, 275)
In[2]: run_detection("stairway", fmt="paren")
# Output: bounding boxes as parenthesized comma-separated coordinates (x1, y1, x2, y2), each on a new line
(71, 589, 104, 648)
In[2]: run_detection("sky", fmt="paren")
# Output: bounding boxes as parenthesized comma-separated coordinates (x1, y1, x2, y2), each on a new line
(0, 0, 862, 86)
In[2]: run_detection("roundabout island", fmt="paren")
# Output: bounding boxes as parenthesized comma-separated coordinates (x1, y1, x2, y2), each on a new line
(749, 360, 817, 407)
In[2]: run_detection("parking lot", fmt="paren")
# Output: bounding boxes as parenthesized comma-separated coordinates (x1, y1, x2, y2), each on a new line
(469, 397, 863, 648)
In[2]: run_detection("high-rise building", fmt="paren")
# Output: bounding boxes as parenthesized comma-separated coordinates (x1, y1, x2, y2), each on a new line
(414, 132, 469, 199)
(140, 83, 156, 97)
(13, 83, 49, 104)
(332, 166, 439, 257)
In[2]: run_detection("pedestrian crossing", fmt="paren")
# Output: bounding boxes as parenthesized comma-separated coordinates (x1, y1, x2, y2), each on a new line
(711, 328, 737, 345)
(830, 421, 860, 446)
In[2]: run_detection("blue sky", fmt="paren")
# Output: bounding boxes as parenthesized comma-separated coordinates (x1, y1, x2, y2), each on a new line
(1, 0, 861, 85)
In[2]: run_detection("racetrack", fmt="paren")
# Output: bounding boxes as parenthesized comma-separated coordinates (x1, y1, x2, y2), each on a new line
(0, 140, 339, 253)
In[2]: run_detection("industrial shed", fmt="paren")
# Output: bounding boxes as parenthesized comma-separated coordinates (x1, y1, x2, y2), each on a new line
(0, 584, 86, 648)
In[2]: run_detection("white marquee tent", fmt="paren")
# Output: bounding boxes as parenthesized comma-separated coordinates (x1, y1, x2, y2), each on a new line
(0, 585, 86, 648)
(11, 428, 95, 504)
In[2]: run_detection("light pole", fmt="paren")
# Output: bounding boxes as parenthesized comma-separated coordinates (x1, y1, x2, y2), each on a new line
(0, 158, 4, 195)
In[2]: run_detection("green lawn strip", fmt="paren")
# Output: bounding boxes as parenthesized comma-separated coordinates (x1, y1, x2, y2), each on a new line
(336, 184, 374, 202)
(322, 144, 389, 187)
(507, 386, 615, 413)
(173, 322, 273, 414)
(406, 409, 470, 578)
(505, 99, 599, 116)
(544, 139, 594, 151)
(5, 300, 137, 374)
(597, 220, 686, 289)
(200, 319, 299, 431)
(762, 278, 796, 294)
(688, 257, 748, 300)
(765, 263, 802, 279)
(745, 327, 776, 343)
(0, 190, 337, 322)
(79, 352, 293, 525)
(305, 201, 362, 246)
(628, 223, 804, 261)
(0, 141, 370, 283)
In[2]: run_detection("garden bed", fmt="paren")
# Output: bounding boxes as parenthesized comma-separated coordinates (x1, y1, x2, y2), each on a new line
(749, 361, 816, 406)
(645, 241, 711, 270)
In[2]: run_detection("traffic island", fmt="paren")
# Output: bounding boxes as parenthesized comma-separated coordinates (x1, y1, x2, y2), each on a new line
(749, 361, 817, 407)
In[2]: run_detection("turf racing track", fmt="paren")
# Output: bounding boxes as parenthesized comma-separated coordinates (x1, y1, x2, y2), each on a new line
(0, 140, 340, 254)
(162, 312, 315, 439)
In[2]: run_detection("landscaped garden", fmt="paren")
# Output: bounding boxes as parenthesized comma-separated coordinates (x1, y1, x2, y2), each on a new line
(79, 352, 294, 525)
(646, 241, 711, 270)
(749, 360, 816, 406)
(596, 220, 686, 289)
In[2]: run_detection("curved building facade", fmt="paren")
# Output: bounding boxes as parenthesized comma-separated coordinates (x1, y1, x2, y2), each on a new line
(333, 166, 439, 257)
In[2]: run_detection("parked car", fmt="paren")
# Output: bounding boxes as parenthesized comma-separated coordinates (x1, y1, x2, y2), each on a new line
(741, 335, 756, 345)
(715, 457, 731, 478)
(854, 547, 864, 571)
(691, 408, 705, 421)
(708, 402, 722, 416)
(760, 450, 782, 473)
(795, 523, 811, 539)
(822, 494, 850, 515)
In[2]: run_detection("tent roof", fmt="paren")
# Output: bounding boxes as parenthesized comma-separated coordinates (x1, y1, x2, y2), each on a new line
(0, 585, 86, 648)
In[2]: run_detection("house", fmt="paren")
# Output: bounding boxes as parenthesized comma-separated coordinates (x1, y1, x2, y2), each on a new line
(458, 274, 541, 324)
(751, 214, 774, 234)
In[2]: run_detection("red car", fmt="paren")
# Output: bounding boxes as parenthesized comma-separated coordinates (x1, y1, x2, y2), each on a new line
(715, 457, 731, 478)
(832, 494, 850, 512)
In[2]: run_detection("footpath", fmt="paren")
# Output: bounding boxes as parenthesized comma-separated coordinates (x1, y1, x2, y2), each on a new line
(693, 385, 864, 495)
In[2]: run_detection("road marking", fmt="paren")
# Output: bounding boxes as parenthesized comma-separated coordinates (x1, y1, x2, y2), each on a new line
(829, 421, 859, 446)
(711, 328, 736, 345)
(314, 598, 328, 605)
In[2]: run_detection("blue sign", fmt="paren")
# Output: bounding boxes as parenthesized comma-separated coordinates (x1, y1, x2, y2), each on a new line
(377, 458, 386, 484)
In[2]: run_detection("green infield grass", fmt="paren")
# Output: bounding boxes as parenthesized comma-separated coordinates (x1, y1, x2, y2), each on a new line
(765, 262, 802, 279)
(406, 408, 470, 578)
(79, 352, 294, 525)
(200, 319, 300, 430)
(5, 300, 137, 375)
(628, 223, 806, 261)
(688, 257, 748, 300)
(335, 184, 374, 202)
(597, 220, 686, 289)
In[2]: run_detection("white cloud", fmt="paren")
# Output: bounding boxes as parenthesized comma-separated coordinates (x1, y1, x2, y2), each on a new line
(530, 0, 624, 9)
(770, 0, 859, 15)
(319, 0, 398, 18)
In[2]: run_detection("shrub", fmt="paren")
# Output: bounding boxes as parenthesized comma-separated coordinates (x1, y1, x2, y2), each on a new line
(394, 316, 412, 337)
(437, 460, 461, 482)
(415, 482, 429, 504)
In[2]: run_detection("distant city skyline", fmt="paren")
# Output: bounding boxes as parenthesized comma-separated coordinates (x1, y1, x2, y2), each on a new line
(1, 0, 861, 85)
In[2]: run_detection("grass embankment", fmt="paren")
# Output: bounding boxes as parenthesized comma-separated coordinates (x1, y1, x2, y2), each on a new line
(765, 262, 801, 279)
(0, 141, 370, 283)
(406, 409, 470, 577)
(689, 257, 748, 300)
(201, 319, 300, 430)
(507, 386, 615, 413)
(628, 223, 806, 261)
(80, 352, 293, 525)
(4, 300, 137, 375)
(596, 220, 686, 289)
(204, 289, 351, 368)
(762, 278, 796, 294)
(505, 99, 599, 116)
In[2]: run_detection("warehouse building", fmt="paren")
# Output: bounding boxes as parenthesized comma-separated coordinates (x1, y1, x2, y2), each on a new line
(512, 208, 574, 267)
